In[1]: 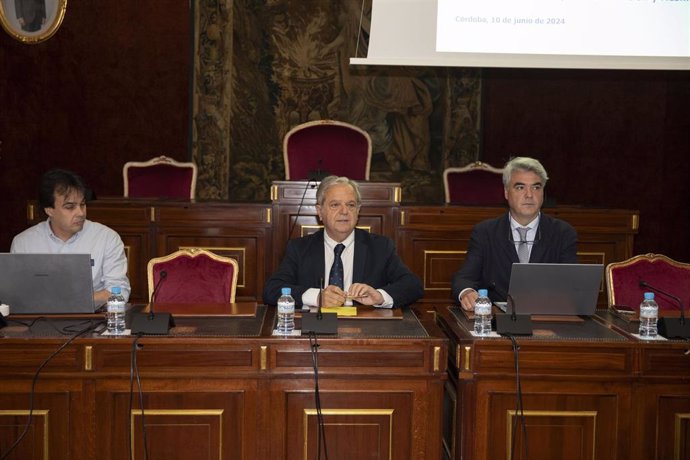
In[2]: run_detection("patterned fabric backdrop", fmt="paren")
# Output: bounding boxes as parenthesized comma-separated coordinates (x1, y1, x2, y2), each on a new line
(193, 0, 482, 203)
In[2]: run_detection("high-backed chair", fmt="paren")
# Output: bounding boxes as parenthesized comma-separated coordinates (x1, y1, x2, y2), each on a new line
(147, 248, 239, 303)
(283, 120, 372, 180)
(606, 253, 690, 311)
(123, 155, 197, 199)
(443, 161, 505, 205)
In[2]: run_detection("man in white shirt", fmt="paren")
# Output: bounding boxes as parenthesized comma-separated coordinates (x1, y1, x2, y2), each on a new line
(11, 169, 131, 303)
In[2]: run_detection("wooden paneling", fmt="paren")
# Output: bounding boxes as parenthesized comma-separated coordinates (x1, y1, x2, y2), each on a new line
(431, 305, 690, 460)
(25, 189, 638, 306)
(0, 311, 447, 460)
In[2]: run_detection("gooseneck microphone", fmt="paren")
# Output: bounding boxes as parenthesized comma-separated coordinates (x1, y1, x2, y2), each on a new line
(130, 270, 175, 335)
(639, 280, 690, 339)
(491, 282, 533, 336)
(302, 277, 337, 335)
(149, 270, 168, 319)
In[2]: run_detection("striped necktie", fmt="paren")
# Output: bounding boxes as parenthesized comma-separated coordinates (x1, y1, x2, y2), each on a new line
(517, 227, 530, 263)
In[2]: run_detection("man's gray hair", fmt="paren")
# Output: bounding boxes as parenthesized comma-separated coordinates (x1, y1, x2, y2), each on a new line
(502, 157, 549, 187)
(316, 176, 362, 206)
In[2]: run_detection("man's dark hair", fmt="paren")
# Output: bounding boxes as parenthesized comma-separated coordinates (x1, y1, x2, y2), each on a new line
(39, 169, 88, 210)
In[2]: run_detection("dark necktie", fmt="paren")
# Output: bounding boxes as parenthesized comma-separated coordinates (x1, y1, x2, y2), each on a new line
(328, 243, 345, 289)
(517, 227, 530, 263)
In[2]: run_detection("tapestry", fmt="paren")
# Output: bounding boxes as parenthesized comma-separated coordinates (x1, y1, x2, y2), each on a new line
(193, 0, 482, 203)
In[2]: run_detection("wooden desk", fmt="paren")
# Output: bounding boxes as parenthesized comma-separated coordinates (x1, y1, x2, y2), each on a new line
(0, 307, 447, 460)
(430, 305, 690, 460)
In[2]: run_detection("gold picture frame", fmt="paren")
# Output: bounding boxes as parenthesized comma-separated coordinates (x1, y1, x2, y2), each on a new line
(0, 0, 66, 44)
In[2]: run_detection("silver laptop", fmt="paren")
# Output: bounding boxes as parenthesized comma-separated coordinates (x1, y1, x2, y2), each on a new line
(0, 253, 97, 314)
(504, 263, 604, 316)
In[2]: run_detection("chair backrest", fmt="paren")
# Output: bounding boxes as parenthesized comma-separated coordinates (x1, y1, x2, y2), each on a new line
(283, 120, 372, 181)
(147, 248, 239, 303)
(443, 161, 505, 205)
(123, 155, 197, 199)
(606, 253, 690, 311)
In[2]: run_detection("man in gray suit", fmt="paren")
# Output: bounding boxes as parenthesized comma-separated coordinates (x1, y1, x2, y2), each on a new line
(452, 157, 577, 311)
(264, 175, 423, 308)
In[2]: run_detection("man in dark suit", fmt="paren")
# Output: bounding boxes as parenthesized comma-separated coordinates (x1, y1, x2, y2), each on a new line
(452, 157, 577, 311)
(263, 176, 423, 308)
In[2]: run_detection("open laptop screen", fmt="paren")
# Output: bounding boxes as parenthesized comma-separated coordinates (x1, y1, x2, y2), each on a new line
(506, 263, 604, 316)
(0, 253, 97, 314)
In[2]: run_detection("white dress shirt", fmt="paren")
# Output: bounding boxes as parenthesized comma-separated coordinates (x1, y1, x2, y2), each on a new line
(11, 219, 131, 301)
(301, 231, 394, 308)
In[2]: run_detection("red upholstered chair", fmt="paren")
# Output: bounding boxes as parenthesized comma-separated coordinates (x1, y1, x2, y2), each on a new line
(283, 120, 372, 180)
(147, 248, 239, 303)
(606, 253, 690, 312)
(443, 161, 505, 205)
(123, 155, 197, 199)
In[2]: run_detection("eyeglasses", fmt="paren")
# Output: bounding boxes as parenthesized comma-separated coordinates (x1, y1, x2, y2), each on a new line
(508, 227, 542, 245)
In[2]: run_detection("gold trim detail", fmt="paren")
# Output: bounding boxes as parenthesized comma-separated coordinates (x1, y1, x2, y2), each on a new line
(675, 413, 690, 460)
(303, 409, 394, 460)
(394, 186, 402, 203)
(422, 250, 466, 290)
(463, 346, 471, 371)
(400, 210, 405, 226)
(0, 410, 49, 458)
(506, 410, 597, 459)
(28, 203, 35, 221)
(260, 345, 267, 370)
(433, 346, 441, 372)
(130, 409, 224, 457)
(84, 346, 93, 371)
(149, 206, 156, 223)
(266, 207, 272, 224)
(632, 214, 639, 231)
(271, 184, 278, 201)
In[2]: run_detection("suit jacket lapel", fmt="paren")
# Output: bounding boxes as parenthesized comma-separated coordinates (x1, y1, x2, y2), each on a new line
(529, 214, 550, 262)
(498, 214, 520, 264)
(352, 229, 368, 283)
(310, 230, 327, 287)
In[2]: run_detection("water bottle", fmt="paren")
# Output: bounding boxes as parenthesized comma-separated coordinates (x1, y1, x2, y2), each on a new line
(473, 289, 493, 336)
(638, 292, 658, 339)
(106, 286, 126, 335)
(276, 287, 295, 335)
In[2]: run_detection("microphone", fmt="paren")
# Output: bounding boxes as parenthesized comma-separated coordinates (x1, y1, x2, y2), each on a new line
(130, 270, 176, 335)
(149, 270, 167, 319)
(638, 280, 690, 339)
(491, 282, 533, 336)
(287, 179, 317, 241)
(308, 159, 330, 181)
(302, 277, 337, 335)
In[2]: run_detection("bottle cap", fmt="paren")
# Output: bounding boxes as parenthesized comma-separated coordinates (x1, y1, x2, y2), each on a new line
(281, 287, 291, 295)
(111, 286, 121, 295)
(478, 289, 488, 297)
(643, 292, 654, 300)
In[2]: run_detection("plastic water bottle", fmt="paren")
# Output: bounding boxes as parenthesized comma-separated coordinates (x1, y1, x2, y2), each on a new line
(277, 287, 295, 335)
(473, 289, 493, 336)
(638, 292, 658, 339)
(106, 286, 126, 335)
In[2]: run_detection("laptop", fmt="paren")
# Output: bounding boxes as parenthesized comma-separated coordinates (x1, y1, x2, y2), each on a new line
(500, 263, 604, 316)
(0, 253, 98, 315)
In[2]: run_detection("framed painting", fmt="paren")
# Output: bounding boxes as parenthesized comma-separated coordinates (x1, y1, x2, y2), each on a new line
(0, 0, 66, 44)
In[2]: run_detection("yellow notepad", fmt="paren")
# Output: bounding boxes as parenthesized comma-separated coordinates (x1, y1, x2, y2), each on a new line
(321, 306, 357, 316)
